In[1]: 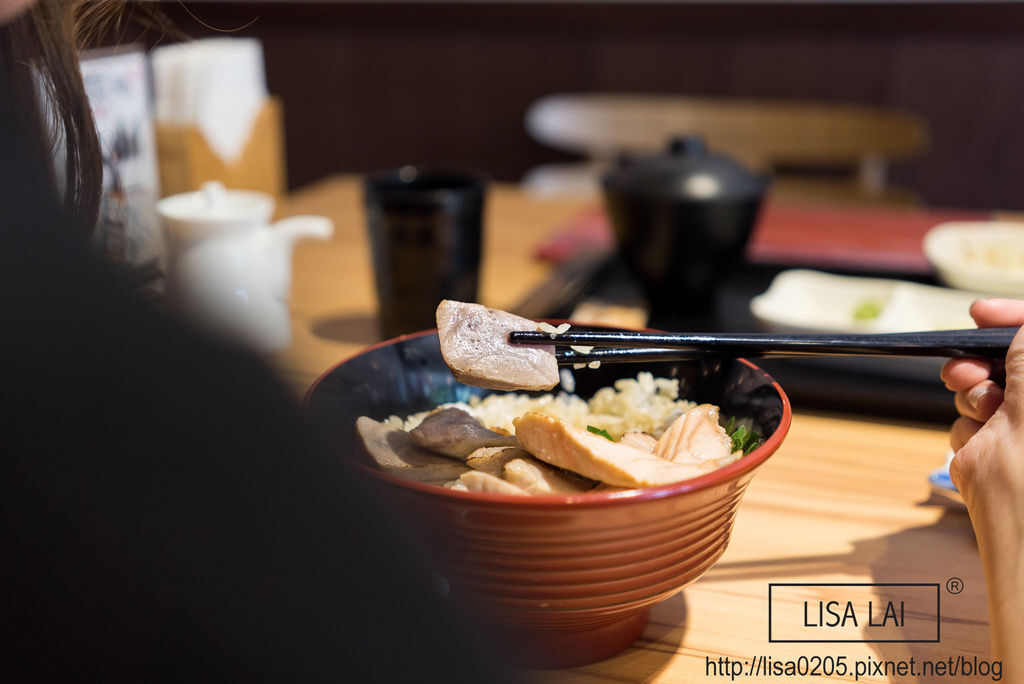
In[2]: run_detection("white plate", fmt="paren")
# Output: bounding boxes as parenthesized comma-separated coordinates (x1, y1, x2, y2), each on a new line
(750, 269, 984, 382)
(751, 269, 981, 334)
(752, 271, 970, 488)
(923, 221, 1024, 296)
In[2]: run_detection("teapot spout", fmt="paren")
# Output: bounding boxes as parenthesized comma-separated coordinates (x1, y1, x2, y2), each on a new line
(271, 215, 334, 248)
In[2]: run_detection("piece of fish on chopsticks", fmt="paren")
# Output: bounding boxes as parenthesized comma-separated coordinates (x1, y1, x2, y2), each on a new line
(436, 300, 559, 391)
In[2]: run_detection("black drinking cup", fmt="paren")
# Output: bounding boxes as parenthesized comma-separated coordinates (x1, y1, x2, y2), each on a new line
(364, 167, 486, 339)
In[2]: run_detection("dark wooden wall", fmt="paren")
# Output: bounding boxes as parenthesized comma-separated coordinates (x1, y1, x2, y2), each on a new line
(152, 2, 1024, 210)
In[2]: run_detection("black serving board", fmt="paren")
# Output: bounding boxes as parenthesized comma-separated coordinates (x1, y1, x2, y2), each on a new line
(529, 255, 958, 425)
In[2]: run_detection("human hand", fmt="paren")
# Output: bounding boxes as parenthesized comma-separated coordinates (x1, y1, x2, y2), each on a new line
(940, 299, 1024, 671)
(940, 299, 1024, 451)
(940, 299, 1024, 501)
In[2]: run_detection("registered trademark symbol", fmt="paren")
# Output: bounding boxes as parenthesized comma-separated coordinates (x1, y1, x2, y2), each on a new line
(946, 577, 964, 594)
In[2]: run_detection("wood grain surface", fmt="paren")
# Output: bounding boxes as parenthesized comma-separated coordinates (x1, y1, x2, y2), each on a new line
(269, 176, 993, 682)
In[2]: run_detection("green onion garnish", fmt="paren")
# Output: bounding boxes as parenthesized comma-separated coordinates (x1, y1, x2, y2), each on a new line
(725, 417, 763, 454)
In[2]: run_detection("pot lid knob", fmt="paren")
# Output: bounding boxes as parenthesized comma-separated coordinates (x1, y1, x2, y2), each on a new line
(600, 134, 768, 202)
(668, 136, 707, 157)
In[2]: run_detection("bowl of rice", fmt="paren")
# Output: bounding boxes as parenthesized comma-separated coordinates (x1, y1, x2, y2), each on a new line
(305, 327, 791, 668)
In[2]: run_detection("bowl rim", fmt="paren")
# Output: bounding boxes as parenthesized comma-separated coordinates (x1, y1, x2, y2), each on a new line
(304, 329, 792, 508)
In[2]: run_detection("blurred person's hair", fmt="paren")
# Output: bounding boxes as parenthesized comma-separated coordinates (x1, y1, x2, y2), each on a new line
(0, 0, 170, 235)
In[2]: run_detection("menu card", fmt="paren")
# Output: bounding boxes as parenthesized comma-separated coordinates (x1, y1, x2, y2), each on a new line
(80, 46, 164, 287)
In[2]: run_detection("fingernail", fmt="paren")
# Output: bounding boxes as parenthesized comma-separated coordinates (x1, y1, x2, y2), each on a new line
(968, 386, 992, 411)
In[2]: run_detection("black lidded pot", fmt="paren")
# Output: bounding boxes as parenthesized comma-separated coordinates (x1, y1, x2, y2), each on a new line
(601, 136, 769, 318)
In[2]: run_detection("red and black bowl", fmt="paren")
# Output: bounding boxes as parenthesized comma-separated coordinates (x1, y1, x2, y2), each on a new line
(305, 329, 791, 668)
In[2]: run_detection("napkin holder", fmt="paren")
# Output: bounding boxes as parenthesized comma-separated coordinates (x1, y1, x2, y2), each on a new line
(155, 96, 286, 198)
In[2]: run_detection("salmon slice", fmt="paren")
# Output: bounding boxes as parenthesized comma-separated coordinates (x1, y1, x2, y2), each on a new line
(503, 458, 594, 494)
(356, 416, 469, 484)
(436, 300, 558, 391)
(654, 404, 739, 467)
(513, 413, 713, 488)
(459, 470, 530, 496)
(620, 431, 657, 452)
(590, 483, 633, 493)
(465, 446, 531, 477)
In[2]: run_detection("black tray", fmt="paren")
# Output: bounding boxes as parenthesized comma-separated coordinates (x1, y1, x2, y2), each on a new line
(523, 254, 958, 425)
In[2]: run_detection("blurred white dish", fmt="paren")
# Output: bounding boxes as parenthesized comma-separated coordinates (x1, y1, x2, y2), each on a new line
(750, 269, 980, 334)
(923, 221, 1024, 296)
(158, 182, 333, 352)
(750, 269, 983, 382)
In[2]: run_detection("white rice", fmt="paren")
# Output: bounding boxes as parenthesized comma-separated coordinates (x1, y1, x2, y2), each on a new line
(537, 321, 571, 338)
(558, 367, 576, 394)
(399, 371, 694, 440)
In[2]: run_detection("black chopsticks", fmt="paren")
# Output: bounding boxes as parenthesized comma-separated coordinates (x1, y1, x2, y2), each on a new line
(508, 327, 1017, 366)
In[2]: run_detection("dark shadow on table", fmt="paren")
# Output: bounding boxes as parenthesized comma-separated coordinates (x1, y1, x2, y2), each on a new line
(311, 313, 380, 345)
(858, 505, 991, 683)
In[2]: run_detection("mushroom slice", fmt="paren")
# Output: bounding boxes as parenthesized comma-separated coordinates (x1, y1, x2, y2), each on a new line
(409, 407, 518, 459)
(458, 471, 530, 496)
(513, 413, 712, 489)
(465, 446, 531, 477)
(654, 404, 737, 466)
(355, 416, 469, 484)
(436, 300, 558, 391)
(503, 458, 594, 495)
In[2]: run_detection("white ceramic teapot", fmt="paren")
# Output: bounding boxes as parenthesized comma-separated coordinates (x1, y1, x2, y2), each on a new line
(157, 182, 333, 352)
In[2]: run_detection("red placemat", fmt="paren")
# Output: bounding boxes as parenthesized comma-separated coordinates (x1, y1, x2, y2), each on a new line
(536, 202, 991, 274)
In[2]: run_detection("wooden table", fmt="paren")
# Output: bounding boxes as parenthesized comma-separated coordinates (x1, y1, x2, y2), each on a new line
(270, 176, 994, 683)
